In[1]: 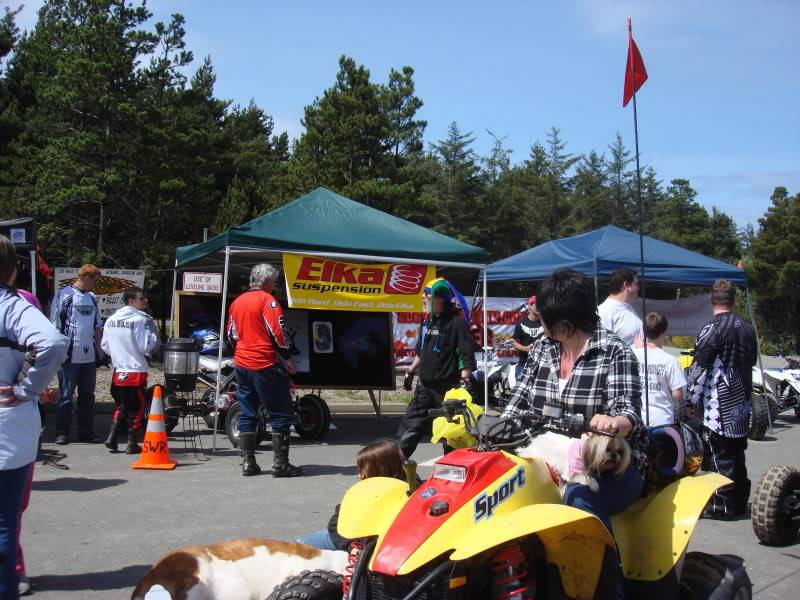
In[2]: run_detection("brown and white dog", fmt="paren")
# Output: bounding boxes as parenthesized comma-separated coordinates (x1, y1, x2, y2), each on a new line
(130, 538, 348, 600)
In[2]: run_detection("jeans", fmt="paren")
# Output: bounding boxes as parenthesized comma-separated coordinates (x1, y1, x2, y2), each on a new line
(297, 529, 337, 551)
(562, 463, 644, 533)
(56, 362, 97, 437)
(0, 463, 31, 600)
(15, 464, 34, 579)
(234, 365, 292, 434)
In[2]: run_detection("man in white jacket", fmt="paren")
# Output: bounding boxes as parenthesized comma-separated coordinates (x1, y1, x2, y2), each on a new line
(101, 287, 160, 454)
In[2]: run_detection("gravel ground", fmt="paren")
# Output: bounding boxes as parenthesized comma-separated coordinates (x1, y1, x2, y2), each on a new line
(91, 365, 413, 406)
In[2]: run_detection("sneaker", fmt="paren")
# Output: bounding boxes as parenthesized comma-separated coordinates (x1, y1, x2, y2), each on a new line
(78, 433, 101, 443)
(19, 576, 31, 595)
(54, 433, 68, 445)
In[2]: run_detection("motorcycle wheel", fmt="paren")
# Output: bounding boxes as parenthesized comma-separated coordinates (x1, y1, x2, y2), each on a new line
(266, 570, 343, 600)
(748, 395, 770, 441)
(224, 403, 266, 448)
(294, 394, 331, 440)
(751, 464, 800, 546)
(679, 552, 752, 599)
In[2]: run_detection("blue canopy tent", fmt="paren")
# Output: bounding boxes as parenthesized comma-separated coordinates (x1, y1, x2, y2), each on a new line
(487, 224, 771, 429)
(486, 225, 746, 286)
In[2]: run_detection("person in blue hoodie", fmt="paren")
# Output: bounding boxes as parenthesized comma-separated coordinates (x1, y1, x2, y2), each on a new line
(0, 235, 68, 599)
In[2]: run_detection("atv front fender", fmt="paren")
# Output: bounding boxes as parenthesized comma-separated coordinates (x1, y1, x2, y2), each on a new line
(337, 477, 409, 540)
(612, 472, 731, 582)
(451, 504, 615, 600)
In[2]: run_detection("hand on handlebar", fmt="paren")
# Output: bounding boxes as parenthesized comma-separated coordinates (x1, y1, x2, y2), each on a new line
(589, 414, 631, 437)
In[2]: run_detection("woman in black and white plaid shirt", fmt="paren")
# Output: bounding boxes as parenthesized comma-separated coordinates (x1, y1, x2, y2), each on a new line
(502, 269, 646, 531)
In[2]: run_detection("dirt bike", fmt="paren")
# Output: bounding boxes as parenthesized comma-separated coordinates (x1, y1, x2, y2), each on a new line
(680, 348, 775, 442)
(751, 464, 800, 546)
(751, 354, 800, 421)
(271, 398, 751, 600)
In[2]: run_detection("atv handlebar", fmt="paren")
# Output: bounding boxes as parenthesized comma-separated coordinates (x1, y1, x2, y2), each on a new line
(428, 400, 612, 452)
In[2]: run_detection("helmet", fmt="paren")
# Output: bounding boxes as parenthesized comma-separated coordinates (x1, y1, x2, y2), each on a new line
(647, 424, 686, 479)
(189, 327, 221, 355)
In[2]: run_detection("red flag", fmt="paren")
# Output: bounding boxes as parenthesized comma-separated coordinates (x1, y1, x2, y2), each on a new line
(623, 19, 648, 107)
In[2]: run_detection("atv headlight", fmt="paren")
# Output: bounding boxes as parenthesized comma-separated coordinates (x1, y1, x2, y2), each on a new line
(433, 464, 467, 482)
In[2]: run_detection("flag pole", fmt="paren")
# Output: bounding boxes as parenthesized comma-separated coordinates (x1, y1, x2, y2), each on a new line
(629, 17, 650, 427)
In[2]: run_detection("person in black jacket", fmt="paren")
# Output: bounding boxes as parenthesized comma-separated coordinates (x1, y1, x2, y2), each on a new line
(686, 279, 757, 520)
(398, 279, 476, 458)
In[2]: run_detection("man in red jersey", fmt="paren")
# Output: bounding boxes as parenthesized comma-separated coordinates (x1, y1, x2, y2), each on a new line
(227, 264, 302, 477)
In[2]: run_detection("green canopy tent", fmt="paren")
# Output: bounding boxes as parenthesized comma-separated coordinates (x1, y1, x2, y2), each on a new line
(173, 188, 489, 447)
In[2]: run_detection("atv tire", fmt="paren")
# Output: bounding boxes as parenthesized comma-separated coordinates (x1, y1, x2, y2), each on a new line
(294, 394, 331, 440)
(748, 395, 770, 441)
(751, 464, 800, 545)
(679, 552, 752, 599)
(266, 569, 343, 600)
(224, 402, 266, 448)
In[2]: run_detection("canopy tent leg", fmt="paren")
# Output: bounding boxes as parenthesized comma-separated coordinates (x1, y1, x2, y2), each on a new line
(168, 261, 177, 338)
(746, 287, 773, 433)
(483, 268, 489, 413)
(212, 246, 232, 452)
(593, 275, 599, 305)
(29, 250, 37, 300)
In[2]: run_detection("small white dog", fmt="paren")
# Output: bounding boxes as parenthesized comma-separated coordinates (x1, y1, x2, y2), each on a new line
(517, 431, 631, 494)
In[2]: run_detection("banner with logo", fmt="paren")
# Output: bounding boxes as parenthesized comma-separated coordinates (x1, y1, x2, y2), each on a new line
(393, 296, 527, 366)
(283, 254, 435, 313)
(54, 268, 146, 319)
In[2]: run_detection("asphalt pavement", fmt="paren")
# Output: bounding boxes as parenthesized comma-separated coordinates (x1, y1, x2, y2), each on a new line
(20, 409, 800, 599)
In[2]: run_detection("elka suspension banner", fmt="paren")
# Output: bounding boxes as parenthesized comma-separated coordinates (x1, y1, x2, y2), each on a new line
(283, 254, 435, 313)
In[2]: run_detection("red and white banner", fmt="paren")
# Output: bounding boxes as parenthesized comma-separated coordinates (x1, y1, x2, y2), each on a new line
(393, 296, 526, 366)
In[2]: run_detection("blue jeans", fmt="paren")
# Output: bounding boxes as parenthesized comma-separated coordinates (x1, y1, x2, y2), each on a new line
(0, 463, 31, 600)
(562, 463, 644, 533)
(297, 529, 337, 551)
(234, 365, 292, 434)
(56, 362, 97, 437)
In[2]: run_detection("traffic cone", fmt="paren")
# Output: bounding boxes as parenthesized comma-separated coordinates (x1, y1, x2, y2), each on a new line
(132, 385, 177, 470)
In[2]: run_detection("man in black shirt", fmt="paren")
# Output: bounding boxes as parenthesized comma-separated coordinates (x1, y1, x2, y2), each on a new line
(511, 296, 544, 378)
(398, 279, 476, 458)
(686, 279, 757, 519)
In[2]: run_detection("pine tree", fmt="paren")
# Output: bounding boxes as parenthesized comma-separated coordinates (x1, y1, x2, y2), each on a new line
(749, 187, 800, 351)
(605, 134, 635, 229)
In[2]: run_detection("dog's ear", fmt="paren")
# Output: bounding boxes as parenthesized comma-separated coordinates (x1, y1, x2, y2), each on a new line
(581, 435, 609, 475)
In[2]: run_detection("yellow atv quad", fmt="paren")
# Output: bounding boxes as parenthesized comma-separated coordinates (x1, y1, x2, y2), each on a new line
(309, 399, 750, 600)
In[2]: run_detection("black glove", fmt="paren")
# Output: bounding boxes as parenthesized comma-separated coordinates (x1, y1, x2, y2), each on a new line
(403, 371, 415, 391)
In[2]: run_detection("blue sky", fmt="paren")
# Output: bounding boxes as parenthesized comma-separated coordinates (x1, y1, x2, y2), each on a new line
(14, 0, 799, 227)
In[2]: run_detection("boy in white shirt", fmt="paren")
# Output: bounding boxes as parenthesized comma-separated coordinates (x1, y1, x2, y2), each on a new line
(633, 312, 687, 427)
(597, 268, 643, 346)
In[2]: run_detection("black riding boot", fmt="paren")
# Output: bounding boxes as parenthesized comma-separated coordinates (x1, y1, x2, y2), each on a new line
(240, 432, 261, 477)
(104, 420, 123, 453)
(126, 428, 141, 454)
(272, 432, 303, 478)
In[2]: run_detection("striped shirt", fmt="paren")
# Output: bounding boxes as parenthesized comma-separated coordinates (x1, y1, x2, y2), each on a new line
(502, 323, 647, 473)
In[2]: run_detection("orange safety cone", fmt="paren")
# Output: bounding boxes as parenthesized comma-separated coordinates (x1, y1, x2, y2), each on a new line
(132, 385, 177, 470)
